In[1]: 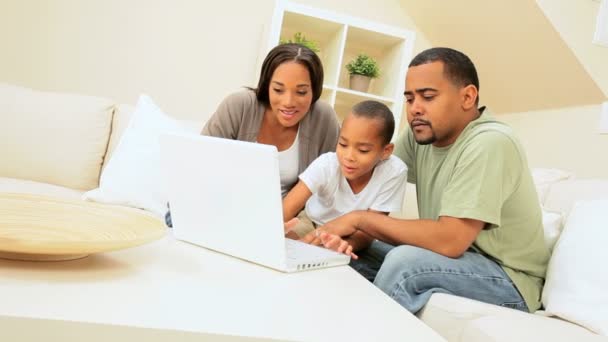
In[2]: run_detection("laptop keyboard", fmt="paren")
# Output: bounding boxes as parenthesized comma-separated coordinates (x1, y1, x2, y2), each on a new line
(285, 238, 346, 270)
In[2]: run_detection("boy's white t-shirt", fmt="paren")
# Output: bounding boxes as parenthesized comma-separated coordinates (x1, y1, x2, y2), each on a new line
(300, 152, 408, 225)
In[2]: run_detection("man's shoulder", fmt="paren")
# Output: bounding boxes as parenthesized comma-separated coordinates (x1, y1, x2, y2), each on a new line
(463, 118, 520, 150)
(468, 110, 515, 137)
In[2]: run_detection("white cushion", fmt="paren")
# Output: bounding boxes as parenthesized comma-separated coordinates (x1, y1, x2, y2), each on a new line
(0, 83, 113, 190)
(83, 95, 196, 217)
(417, 293, 533, 341)
(418, 293, 602, 341)
(544, 179, 608, 217)
(103, 103, 136, 170)
(0, 176, 84, 200)
(461, 315, 604, 342)
(531, 168, 573, 205)
(542, 210, 563, 252)
(542, 199, 608, 335)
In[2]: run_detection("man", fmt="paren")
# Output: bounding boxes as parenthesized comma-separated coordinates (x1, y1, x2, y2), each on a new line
(301, 47, 550, 314)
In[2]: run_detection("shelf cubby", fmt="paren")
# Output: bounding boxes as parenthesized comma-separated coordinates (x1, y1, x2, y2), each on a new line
(267, 0, 416, 138)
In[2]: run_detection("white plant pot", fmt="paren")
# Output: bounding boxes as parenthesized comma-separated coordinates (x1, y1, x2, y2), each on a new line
(349, 74, 371, 93)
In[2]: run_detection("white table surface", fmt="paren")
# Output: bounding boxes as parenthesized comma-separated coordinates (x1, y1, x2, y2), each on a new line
(0, 232, 445, 341)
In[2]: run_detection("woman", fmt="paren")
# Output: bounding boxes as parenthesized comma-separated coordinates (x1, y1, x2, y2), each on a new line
(203, 43, 339, 195)
(165, 43, 339, 227)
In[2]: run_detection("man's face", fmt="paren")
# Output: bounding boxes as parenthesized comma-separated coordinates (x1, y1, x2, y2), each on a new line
(404, 61, 465, 147)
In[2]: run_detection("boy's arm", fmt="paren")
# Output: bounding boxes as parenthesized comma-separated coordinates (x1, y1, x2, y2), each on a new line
(282, 180, 313, 222)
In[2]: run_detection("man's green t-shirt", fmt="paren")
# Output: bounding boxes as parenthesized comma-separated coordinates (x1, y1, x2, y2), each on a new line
(394, 109, 550, 311)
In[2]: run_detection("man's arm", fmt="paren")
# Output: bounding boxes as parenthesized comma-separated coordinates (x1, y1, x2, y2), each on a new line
(310, 211, 484, 258)
(343, 230, 374, 251)
(342, 210, 389, 251)
(356, 212, 484, 258)
(302, 211, 383, 253)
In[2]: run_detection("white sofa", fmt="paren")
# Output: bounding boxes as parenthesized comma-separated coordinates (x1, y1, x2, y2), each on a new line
(0, 82, 139, 201)
(0, 83, 199, 213)
(410, 173, 608, 341)
(2, 83, 607, 341)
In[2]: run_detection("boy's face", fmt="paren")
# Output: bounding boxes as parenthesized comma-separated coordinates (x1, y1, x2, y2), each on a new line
(336, 114, 393, 187)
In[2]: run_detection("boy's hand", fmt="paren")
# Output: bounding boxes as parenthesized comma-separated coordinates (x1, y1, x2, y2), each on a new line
(284, 217, 300, 234)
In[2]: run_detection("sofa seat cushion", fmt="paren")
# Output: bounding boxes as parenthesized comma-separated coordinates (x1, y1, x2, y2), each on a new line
(417, 293, 600, 341)
(0, 177, 83, 200)
(461, 315, 605, 342)
(0, 83, 114, 190)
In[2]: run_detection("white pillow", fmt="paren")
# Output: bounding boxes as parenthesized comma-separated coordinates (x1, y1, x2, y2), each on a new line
(542, 210, 563, 252)
(531, 168, 573, 204)
(542, 199, 608, 335)
(83, 95, 195, 217)
(544, 179, 608, 218)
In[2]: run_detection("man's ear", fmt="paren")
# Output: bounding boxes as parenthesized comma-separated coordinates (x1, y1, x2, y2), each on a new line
(461, 84, 478, 111)
(382, 143, 394, 160)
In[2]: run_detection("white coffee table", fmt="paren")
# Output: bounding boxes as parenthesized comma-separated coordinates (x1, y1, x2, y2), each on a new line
(0, 232, 445, 341)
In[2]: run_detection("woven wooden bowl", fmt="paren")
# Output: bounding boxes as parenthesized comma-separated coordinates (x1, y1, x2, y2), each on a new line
(0, 193, 166, 261)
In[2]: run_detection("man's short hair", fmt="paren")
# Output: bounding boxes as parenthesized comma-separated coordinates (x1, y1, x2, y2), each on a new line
(351, 100, 395, 145)
(409, 47, 480, 104)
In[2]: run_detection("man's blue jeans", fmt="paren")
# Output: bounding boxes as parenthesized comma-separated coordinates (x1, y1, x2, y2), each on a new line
(350, 240, 529, 314)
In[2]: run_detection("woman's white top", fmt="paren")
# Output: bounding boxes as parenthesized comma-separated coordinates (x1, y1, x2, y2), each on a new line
(278, 129, 300, 196)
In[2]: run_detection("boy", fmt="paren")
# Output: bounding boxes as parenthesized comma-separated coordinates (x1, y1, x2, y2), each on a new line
(283, 100, 407, 240)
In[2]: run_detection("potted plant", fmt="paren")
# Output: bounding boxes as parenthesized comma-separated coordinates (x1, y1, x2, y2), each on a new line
(345, 53, 380, 93)
(279, 32, 320, 53)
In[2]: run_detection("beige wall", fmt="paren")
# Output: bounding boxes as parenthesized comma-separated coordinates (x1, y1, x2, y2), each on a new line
(0, 0, 275, 120)
(497, 0, 608, 179)
(0, 0, 428, 122)
(499, 105, 608, 179)
(536, 0, 608, 97)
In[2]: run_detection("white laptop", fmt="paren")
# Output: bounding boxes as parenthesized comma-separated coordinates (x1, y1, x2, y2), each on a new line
(159, 132, 350, 272)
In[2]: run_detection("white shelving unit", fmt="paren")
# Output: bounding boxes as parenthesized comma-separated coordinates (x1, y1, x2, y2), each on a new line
(266, 0, 416, 136)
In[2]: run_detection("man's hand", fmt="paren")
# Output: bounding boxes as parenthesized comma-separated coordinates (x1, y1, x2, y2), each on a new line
(318, 231, 358, 260)
(301, 212, 361, 244)
(299, 212, 362, 258)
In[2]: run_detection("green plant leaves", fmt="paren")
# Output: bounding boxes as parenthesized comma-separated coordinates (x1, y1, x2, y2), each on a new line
(345, 54, 380, 78)
(279, 32, 320, 53)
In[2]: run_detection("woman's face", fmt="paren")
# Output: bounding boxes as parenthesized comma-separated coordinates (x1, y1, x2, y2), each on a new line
(267, 61, 314, 128)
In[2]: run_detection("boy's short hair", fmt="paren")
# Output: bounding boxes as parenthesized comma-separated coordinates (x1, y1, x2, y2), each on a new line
(351, 100, 395, 145)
